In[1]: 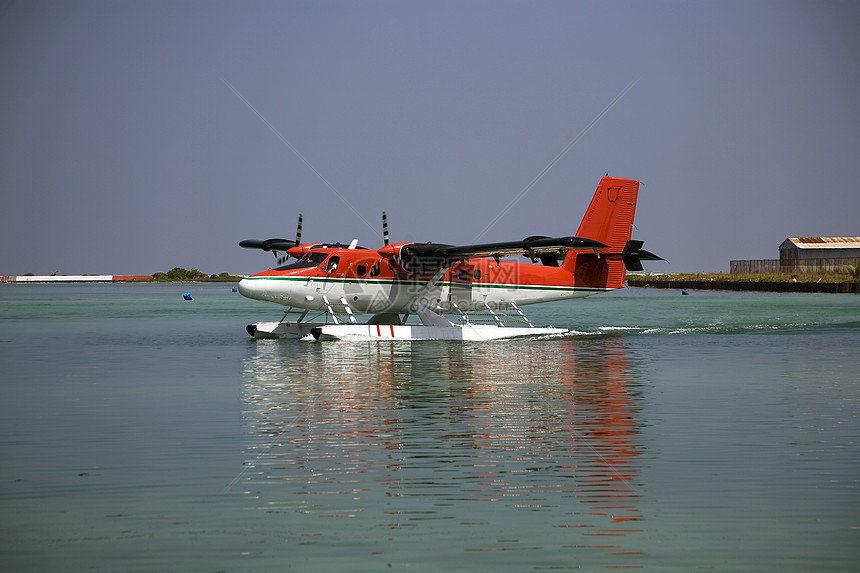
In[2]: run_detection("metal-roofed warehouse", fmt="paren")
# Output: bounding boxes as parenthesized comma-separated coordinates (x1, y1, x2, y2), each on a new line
(778, 237, 860, 272)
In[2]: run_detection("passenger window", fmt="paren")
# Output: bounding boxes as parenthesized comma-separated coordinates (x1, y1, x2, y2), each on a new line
(474, 269, 482, 280)
(356, 265, 367, 276)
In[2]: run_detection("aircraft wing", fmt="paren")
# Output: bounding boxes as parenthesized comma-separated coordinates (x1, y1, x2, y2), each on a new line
(443, 236, 608, 260)
(382, 236, 609, 274)
(390, 236, 607, 260)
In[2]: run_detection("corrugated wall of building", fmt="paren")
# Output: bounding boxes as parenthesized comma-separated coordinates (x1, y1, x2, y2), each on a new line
(731, 257, 858, 273)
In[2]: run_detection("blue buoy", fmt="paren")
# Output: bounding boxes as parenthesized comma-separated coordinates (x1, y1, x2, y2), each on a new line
(183, 292, 193, 300)
(681, 289, 689, 295)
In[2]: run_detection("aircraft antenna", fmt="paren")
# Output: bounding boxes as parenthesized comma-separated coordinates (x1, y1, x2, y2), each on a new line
(473, 78, 638, 241)
(382, 211, 390, 246)
(221, 77, 382, 240)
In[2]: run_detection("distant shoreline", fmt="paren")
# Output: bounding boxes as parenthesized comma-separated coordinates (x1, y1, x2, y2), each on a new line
(0, 275, 243, 284)
(4, 274, 857, 293)
(627, 275, 858, 293)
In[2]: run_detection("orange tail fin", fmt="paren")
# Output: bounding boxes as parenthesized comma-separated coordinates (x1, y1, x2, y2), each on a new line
(575, 176, 640, 250)
(564, 176, 640, 290)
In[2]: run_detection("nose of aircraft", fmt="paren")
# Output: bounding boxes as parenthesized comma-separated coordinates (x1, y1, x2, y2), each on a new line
(237, 277, 263, 301)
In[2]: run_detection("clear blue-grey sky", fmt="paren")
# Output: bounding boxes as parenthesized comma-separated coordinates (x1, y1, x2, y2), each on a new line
(2, 0, 858, 276)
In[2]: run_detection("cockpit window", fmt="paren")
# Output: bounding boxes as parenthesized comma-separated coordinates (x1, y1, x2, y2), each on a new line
(273, 251, 329, 271)
(324, 256, 340, 272)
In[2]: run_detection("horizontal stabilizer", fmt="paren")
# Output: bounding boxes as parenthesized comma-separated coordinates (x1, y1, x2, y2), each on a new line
(619, 239, 663, 272)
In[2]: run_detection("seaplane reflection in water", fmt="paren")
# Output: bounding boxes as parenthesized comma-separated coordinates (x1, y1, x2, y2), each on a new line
(237, 176, 661, 341)
(235, 337, 644, 564)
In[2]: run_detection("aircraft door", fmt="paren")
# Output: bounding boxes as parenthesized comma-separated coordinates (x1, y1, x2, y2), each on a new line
(319, 255, 342, 296)
(304, 255, 341, 300)
(449, 263, 473, 307)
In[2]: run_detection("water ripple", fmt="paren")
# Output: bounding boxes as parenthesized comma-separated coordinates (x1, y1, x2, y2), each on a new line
(236, 337, 646, 568)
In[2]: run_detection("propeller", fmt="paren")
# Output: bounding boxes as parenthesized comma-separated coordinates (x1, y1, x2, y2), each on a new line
(275, 213, 304, 265)
(238, 213, 305, 265)
(382, 211, 390, 246)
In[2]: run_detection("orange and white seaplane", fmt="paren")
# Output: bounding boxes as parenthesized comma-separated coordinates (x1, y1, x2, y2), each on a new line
(238, 175, 660, 341)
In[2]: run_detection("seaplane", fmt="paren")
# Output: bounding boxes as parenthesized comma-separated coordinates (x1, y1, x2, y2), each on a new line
(237, 175, 661, 341)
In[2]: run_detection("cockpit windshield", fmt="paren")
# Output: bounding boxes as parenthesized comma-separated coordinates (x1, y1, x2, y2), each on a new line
(273, 251, 330, 271)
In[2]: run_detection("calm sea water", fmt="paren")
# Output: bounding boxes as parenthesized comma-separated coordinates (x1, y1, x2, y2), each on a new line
(1, 283, 858, 572)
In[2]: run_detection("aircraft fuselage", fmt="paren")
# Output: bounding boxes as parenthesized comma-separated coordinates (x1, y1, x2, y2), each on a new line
(238, 246, 608, 316)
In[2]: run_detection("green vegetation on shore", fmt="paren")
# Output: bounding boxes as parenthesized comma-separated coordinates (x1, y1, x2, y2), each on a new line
(626, 269, 859, 293)
(149, 267, 243, 282)
(628, 270, 858, 284)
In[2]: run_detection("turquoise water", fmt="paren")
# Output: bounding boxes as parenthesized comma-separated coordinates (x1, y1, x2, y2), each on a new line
(1, 283, 858, 572)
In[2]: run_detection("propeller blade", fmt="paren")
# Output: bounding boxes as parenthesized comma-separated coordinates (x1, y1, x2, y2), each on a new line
(296, 213, 303, 244)
(382, 211, 390, 246)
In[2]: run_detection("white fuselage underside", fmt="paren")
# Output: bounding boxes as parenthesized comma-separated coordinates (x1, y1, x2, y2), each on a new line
(238, 275, 606, 314)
